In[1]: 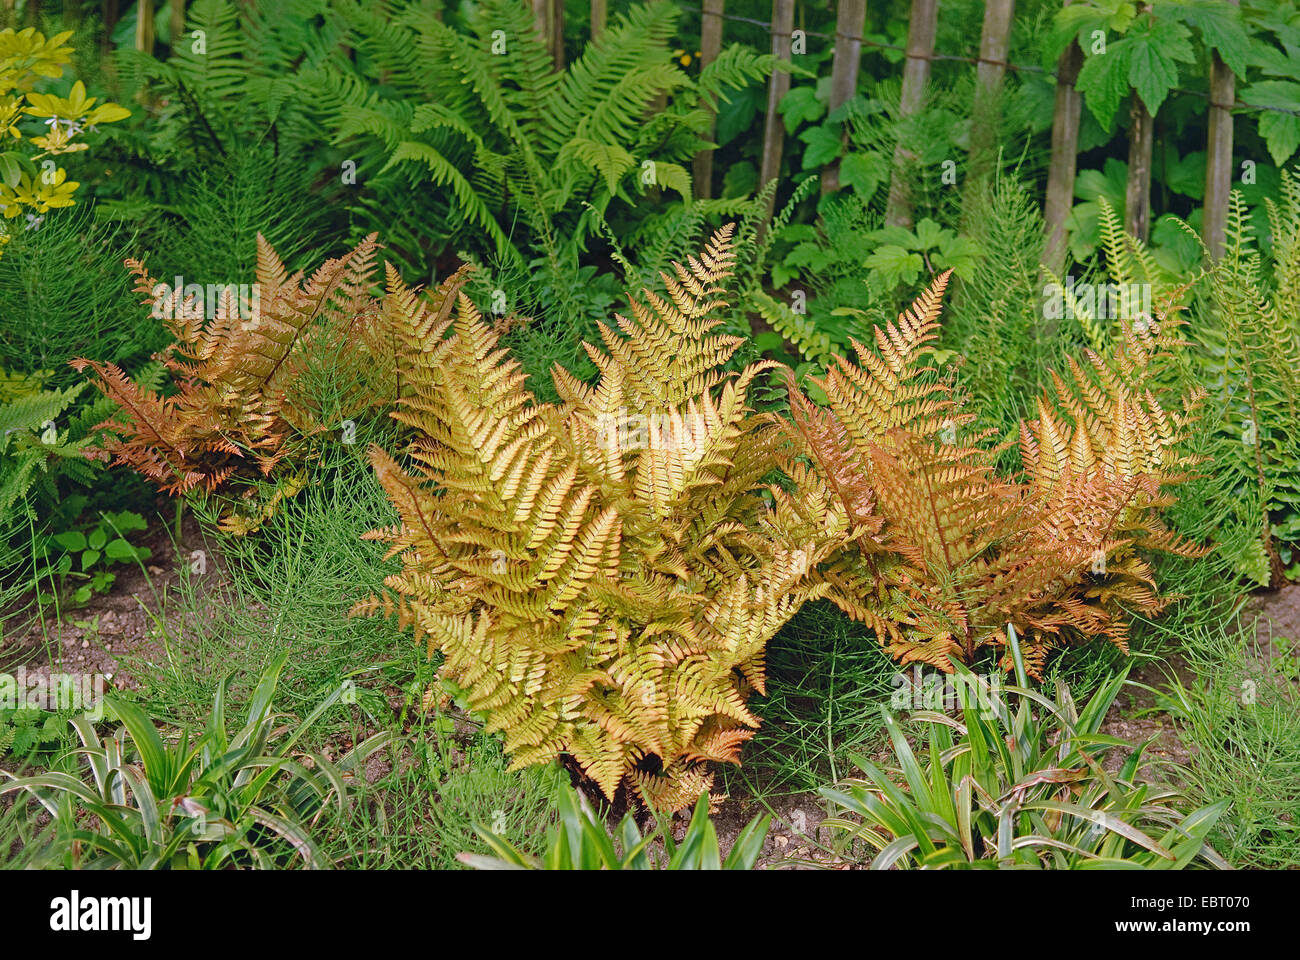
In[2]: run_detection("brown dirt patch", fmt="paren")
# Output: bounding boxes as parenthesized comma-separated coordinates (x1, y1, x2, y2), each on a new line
(1, 508, 224, 693)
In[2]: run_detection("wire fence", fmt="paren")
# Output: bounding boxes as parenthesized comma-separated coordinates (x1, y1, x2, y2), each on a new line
(683, 3, 1300, 118)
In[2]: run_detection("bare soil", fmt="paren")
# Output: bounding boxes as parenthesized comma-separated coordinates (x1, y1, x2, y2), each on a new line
(1, 509, 219, 691)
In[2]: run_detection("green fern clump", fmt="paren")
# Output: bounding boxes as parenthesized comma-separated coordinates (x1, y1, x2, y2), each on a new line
(93, 0, 344, 252)
(1179, 176, 1300, 586)
(942, 173, 1068, 469)
(0, 377, 121, 622)
(311, 0, 776, 271)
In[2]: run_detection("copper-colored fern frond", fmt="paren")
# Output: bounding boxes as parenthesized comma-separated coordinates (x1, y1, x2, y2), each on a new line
(783, 273, 1205, 677)
(354, 226, 826, 810)
(73, 235, 402, 528)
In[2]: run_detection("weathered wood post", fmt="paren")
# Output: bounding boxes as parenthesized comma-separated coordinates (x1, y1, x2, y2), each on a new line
(533, 0, 564, 71)
(820, 0, 867, 195)
(136, 0, 155, 54)
(1203, 0, 1240, 260)
(759, 0, 796, 219)
(103, 1, 120, 53)
(1123, 4, 1155, 242)
(692, 0, 726, 200)
(967, 0, 1015, 190)
(1043, 0, 1083, 274)
(885, 0, 939, 228)
(1125, 91, 1154, 242)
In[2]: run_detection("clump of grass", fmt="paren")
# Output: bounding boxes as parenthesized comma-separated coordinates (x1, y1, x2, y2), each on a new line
(726, 600, 898, 799)
(1160, 613, 1300, 869)
(318, 714, 565, 870)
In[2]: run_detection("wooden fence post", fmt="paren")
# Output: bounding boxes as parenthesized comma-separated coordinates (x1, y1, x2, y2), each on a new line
(533, 0, 564, 71)
(693, 0, 726, 200)
(885, 0, 939, 228)
(1043, 0, 1082, 274)
(171, 0, 186, 51)
(820, 0, 867, 195)
(103, 1, 120, 53)
(136, 0, 155, 55)
(967, 0, 1015, 190)
(759, 0, 796, 219)
(1203, 0, 1239, 260)
(1122, 3, 1155, 243)
(1125, 91, 1154, 242)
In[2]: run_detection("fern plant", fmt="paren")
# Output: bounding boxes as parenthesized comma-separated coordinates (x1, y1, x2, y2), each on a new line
(781, 272, 1205, 678)
(71, 234, 387, 528)
(1, 379, 108, 617)
(99, 0, 339, 222)
(310, 0, 777, 270)
(354, 226, 835, 810)
(1183, 178, 1300, 586)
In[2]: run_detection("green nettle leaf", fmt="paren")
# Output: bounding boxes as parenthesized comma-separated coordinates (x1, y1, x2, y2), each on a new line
(715, 84, 762, 147)
(780, 85, 826, 133)
(839, 151, 888, 198)
(799, 123, 843, 169)
(1258, 112, 1300, 167)
(721, 161, 757, 198)
(1160, 0, 1250, 77)
(1165, 150, 1206, 200)
(81, 549, 100, 571)
(864, 244, 924, 289)
(913, 218, 946, 250)
(52, 530, 86, 551)
(1126, 19, 1194, 116)
(104, 537, 137, 560)
(1076, 41, 1133, 129)
(1047, 0, 1138, 66)
(107, 511, 148, 533)
(1241, 82, 1300, 165)
(1076, 156, 1129, 204)
(87, 527, 107, 551)
(934, 235, 983, 280)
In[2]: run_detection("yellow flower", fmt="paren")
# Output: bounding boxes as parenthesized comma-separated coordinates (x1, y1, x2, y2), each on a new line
(0, 166, 78, 217)
(30, 119, 89, 156)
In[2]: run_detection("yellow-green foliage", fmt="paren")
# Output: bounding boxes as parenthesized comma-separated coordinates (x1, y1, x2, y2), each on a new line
(0, 27, 129, 235)
(354, 227, 836, 809)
